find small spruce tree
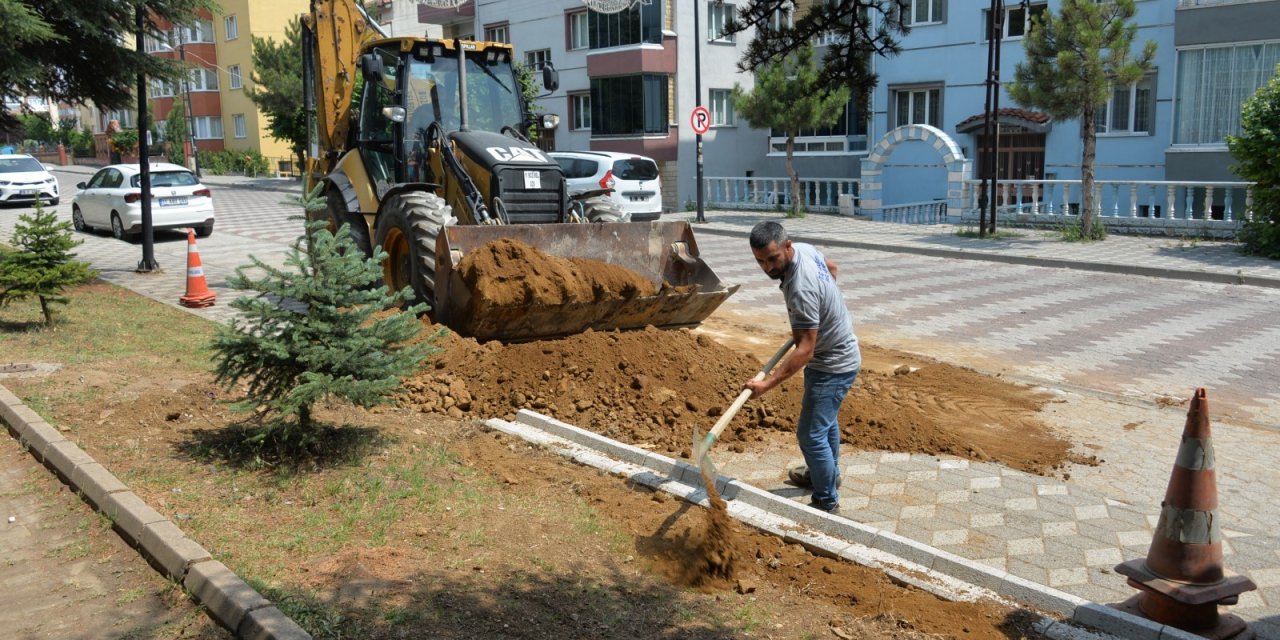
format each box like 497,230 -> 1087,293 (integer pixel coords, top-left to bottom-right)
211,180 -> 438,441
0,202 -> 96,326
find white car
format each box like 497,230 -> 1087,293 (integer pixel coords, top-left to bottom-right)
549,151 -> 663,222
0,154 -> 60,206
72,163 -> 214,239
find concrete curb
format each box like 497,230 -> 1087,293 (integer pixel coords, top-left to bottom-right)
0,383 -> 311,639
489,409 -> 1207,640
695,226 -> 1280,290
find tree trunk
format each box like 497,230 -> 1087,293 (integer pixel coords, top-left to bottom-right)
39,296 -> 52,327
298,404 -> 311,431
1080,106 -> 1097,237
786,130 -> 800,216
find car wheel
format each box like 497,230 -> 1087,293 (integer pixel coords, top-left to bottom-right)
196,222 -> 213,238
111,213 -> 127,240
72,206 -> 89,232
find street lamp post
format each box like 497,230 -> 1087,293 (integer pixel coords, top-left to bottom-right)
980,0 -> 1005,238
135,5 -> 159,272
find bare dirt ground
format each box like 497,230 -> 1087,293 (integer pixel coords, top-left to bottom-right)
0,273 -> 1091,638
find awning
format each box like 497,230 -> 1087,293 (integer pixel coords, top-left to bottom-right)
955,108 -> 1051,134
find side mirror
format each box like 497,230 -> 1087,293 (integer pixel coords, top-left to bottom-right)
359,53 -> 385,83
76,182 -> 86,189
541,62 -> 559,93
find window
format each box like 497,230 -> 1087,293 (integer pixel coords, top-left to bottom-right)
590,75 -> 668,136
708,3 -> 736,43
233,114 -> 246,138
150,79 -> 176,97
224,15 -> 238,41
525,49 -> 550,71
571,93 -> 591,130
986,2 -> 1047,40
709,89 -> 735,126
175,20 -> 213,44
188,67 -> 219,91
229,64 -> 242,90
1097,75 -> 1155,135
192,116 -> 223,139
1174,42 -> 1280,145
143,34 -> 171,53
568,11 -> 589,50
892,86 -> 941,127
906,0 -> 944,25
104,109 -> 134,129
769,99 -> 868,154
589,2 -> 663,49
484,23 -> 509,44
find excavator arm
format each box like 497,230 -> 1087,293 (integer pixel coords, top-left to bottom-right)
302,0 -> 385,183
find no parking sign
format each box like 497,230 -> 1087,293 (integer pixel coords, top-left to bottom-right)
690,106 -> 711,135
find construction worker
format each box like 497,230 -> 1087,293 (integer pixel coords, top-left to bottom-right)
743,221 -> 861,515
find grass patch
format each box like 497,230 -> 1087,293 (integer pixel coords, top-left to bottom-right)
955,227 -> 1026,239
1056,216 -> 1108,241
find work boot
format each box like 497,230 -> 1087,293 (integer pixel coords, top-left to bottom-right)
809,500 -> 840,516
787,465 -> 842,489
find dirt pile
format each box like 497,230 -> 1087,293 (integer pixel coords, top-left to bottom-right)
456,238 -> 658,307
402,326 -> 1079,474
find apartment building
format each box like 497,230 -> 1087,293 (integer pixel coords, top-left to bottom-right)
130,1 -> 308,168
275,0 -> 1280,205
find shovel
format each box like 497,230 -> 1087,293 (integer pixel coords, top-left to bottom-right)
692,338 -> 795,479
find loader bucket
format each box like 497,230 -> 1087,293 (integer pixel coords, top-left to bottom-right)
433,221 -> 739,342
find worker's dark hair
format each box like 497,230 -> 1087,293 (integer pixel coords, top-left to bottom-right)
749,221 -> 788,250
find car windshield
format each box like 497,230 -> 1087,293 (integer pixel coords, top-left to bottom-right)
612,158 -> 659,181
0,157 -> 45,173
130,171 -> 199,188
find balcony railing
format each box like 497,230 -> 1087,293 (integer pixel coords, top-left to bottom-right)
705,176 -> 860,213
965,179 -> 1254,222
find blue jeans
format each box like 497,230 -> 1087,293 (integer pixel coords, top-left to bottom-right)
798,367 -> 858,510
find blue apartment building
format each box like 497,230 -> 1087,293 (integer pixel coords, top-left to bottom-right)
399,0 -> 1279,213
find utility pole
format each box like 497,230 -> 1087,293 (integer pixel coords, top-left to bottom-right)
178,28 -> 201,177
136,4 -> 159,272
694,0 -> 706,224
981,0 -> 1005,238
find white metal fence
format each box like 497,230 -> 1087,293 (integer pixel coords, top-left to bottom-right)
705,176 -> 860,213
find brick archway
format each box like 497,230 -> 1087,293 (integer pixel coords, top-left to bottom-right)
859,124 -> 971,219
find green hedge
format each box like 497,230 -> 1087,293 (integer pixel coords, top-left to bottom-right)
196,149 -> 271,177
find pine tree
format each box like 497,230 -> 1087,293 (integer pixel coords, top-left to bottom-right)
211,180 -> 438,441
0,202 -> 96,326
1007,0 -> 1155,239
1228,64 -> 1280,259
733,45 -> 851,217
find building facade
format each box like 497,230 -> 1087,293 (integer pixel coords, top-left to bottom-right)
319,0 -> 1280,208
137,1 -> 308,170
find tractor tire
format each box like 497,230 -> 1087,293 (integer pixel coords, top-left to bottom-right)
375,191 -> 452,310
325,188 -> 373,257
580,195 -> 626,223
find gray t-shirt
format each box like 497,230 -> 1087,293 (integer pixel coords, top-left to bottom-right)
780,242 -> 861,374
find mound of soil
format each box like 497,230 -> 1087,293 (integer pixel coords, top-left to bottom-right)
456,238 -> 658,307
403,325 -> 1077,475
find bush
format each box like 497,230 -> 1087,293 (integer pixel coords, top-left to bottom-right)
196,149 -> 271,176
1228,63 -> 1280,259
1059,215 -> 1107,241
110,129 -> 139,155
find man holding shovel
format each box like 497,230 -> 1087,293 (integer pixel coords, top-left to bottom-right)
743,221 -> 861,514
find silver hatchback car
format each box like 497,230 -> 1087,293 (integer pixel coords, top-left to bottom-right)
549,151 -> 663,222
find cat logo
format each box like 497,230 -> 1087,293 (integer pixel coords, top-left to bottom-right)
486,147 -> 548,163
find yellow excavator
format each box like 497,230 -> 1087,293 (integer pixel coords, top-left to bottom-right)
300,0 -> 736,341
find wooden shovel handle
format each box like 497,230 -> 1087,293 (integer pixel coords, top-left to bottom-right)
705,338 -> 795,444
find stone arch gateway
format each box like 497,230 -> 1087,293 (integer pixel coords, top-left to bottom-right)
859,124 -> 971,220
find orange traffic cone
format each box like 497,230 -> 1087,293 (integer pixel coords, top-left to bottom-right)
179,228 -> 216,308
1115,388 -> 1255,639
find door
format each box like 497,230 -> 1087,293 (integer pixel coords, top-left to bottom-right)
81,168 -> 114,225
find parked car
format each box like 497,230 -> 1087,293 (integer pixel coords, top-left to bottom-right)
72,163 -> 214,239
549,151 -> 663,222
0,154 -> 59,206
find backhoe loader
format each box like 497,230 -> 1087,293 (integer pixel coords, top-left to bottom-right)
301,0 -> 736,341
